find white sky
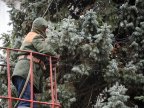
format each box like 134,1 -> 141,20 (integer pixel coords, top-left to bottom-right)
0,0 -> 12,34
0,0 -> 13,54
0,0 -> 12,39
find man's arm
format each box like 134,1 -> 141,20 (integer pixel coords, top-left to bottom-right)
32,35 -> 57,56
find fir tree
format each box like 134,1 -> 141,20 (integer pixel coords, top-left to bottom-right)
1,0 -> 144,107
94,82 -> 130,108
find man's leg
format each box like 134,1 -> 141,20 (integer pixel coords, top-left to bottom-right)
13,76 -> 37,108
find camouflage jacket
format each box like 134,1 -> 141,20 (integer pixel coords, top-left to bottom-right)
12,17 -> 57,93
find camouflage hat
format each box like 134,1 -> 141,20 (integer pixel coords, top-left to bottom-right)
31,17 -> 48,37
32,17 -> 48,30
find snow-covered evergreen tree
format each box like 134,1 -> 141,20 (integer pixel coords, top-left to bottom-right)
72,10 -> 114,76
1,0 -> 144,107
111,0 -> 144,107
58,16 -> 83,56
89,23 -> 113,62
94,82 -> 130,108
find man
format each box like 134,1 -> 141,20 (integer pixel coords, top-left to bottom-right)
12,17 -> 57,108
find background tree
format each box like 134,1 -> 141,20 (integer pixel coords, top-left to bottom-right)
0,0 -> 144,108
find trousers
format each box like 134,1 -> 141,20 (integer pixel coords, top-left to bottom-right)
13,76 -> 37,108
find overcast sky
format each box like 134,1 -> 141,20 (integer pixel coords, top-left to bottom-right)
0,0 -> 12,35
0,0 -> 12,54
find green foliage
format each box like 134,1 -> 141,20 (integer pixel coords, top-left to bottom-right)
1,0 -> 144,108
135,96 -> 144,102
46,10 -> 114,107
94,82 -> 130,108
58,84 -> 76,108
0,33 -> 11,48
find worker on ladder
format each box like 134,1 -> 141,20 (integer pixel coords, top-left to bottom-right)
12,17 -> 58,108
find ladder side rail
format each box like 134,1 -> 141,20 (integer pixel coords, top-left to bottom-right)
30,52 -> 34,108
49,57 -> 55,108
0,47 -> 61,108
6,49 -> 12,108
